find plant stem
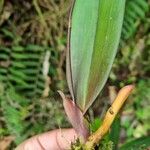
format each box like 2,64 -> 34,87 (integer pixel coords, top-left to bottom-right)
84,85 -> 134,150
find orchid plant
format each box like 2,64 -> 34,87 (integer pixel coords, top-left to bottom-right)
59,0 -> 134,149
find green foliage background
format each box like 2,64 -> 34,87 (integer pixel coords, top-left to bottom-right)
0,0 -> 149,149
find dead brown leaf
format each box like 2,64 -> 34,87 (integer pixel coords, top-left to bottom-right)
0,136 -> 15,150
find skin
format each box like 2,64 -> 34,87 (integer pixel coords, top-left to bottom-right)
15,129 -> 77,150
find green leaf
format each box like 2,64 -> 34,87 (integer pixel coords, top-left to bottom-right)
119,136 -> 150,150
26,44 -> 43,52
90,118 -> 102,133
0,0 -> 4,12
109,117 -> 121,150
1,29 -> 14,39
67,0 -> 126,112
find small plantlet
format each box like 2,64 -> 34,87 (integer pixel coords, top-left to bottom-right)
58,0 -> 150,149
58,0 -> 136,149
59,0 -> 150,150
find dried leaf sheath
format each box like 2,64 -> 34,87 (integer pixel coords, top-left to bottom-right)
58,91 -> 89,141
67,0 -> 126,113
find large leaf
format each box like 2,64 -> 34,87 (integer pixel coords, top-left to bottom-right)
67,0 -> 126,113
119,136 -> 150,150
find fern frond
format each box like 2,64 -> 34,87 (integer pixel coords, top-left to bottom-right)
0,41 -> 46,97
1,87 -> 29,144
8,45 -> 46,97
121,0 -> 149,42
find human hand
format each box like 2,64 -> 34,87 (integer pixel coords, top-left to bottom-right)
15,128 -> 77,150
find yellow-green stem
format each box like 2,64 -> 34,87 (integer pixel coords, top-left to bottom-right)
84,85 -> 134,150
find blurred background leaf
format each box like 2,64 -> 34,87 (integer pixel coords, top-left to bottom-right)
119,136 -> 150,150
0,0 -> 4,13
109,117 -> 121,150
